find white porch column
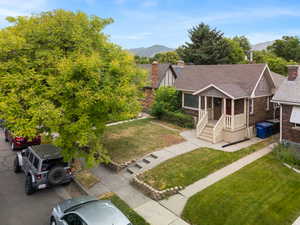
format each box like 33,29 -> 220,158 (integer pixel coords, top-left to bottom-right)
205,96 -> 208,112
231,99 -> 235,130
223,98 -> 226,114
198,95 -> 202,120
211,97 -> 214,120
244,98 -> 247,125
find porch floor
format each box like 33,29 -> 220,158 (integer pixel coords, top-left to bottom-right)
207,120 -> 218,127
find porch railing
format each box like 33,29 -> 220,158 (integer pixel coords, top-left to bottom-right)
213,114 -> 225,143
225,113 -> 246,131
196,111 -> 208,137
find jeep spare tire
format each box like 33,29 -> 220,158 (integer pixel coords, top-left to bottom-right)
48,166 -> 66,185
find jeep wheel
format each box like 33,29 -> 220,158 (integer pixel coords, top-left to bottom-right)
25,175 -> 35,195
50,217 -> 57,225
48,166 -> 67,185
13,157 -> 21,173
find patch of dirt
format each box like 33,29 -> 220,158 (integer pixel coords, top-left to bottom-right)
75,170 -> 100,189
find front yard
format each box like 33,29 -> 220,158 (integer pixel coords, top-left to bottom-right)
182,153 -> 300,225
138,138 -> 274,190
103,119 -> 185,164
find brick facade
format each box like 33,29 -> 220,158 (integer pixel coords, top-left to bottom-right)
249,96 -> 274,126
282,105 -> 300,144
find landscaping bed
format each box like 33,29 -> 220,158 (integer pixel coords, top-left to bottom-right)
138,138 -> 274,190
100,193 -> 150,225
103,118 -> 184,164
182,154 -> 300,225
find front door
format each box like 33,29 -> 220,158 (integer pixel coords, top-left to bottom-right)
213,98 -> 223,120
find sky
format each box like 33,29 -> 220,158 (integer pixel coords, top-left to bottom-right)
0,0 -> 300,49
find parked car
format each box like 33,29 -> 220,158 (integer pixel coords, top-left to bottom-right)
14,144 -> 73,195
4,128 -> 41,150
50,196 -> 132,225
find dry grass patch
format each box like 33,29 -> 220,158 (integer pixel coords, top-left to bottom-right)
75,170 -> 100,189
103,119 -> 184,164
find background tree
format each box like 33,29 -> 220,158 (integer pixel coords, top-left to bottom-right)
268,36 -> 300,62
153,51 -> 180,64
225,38 -> 247,64
177,23 -> 232,65
134,55 -> 151,64
232,35 -> 251,54
253,50 -> 296,75
0,10 -> 146,166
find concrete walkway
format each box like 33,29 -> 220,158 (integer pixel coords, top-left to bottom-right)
87,165 -> 190,225
159,144 -> 275,216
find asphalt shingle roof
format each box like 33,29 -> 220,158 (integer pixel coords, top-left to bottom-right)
273,75 -> 300,105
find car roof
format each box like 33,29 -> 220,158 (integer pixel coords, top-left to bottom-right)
74,200 -> 131,225
30,144 -> 62,160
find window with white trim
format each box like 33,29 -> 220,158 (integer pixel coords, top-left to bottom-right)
249,99 -> 254,114
290,106 -> 300,129
266,96 -> 270,111
183,93 -> 199,109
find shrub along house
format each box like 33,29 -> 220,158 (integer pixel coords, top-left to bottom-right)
138,62 -> 178,110
174,64 -> 284,143
272,65 -> 300,147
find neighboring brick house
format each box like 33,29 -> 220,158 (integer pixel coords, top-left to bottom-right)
138,62 -> 177,110
272,65 -> 300,147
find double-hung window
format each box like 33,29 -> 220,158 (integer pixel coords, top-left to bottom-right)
290,106 -> 300,129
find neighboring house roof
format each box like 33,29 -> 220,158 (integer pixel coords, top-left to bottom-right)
138,63 -> 171,88
174,64 -> 281,99
271,71 -> 286,88
272,76 -> 300,105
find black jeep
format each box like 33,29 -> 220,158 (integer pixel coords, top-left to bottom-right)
14,144 -> 73,195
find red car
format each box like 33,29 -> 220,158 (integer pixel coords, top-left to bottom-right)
4,128 -> 41,150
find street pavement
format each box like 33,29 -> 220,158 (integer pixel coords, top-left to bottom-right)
0,129 -> 83,225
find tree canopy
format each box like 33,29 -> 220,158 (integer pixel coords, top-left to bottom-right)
153,51 -> 180,64
177,23 -> 232,65
268,36 -> 300,62
232,36 -> 251,53
253,50 -> 296,75
0,10 -> 146,166
225,38 -> 247,64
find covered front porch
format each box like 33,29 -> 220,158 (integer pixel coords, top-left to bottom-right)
197,96 -> 248,143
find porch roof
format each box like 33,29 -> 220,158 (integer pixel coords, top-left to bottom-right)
193,83 -> 248,99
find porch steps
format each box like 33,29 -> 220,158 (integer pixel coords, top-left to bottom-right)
199,126 -> 214,142
125,154 -> 158,175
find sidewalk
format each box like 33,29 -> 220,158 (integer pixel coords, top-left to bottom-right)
159,144 -> 275,216
82,165 -> 190,225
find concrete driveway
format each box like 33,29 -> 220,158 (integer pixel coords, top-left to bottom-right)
0,130 -> 83,225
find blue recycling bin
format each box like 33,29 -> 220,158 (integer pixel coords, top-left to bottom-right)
256,122 -> 273,139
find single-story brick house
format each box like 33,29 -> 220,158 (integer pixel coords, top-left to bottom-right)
272,65 -> 300,147
139,62 -> 284,144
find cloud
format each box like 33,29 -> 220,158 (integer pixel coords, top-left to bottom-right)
113,32 -> 152,41
141,0 -> 157,8
0,0 -> 47,26
247,31 -> 300,44
114,0 -> 126,5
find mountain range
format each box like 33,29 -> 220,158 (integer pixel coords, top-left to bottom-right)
127,45 -> 174,57
128,41 -> 275,57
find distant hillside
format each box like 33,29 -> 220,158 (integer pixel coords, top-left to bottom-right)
251,41 -> 275,51
128,45 -> 174,57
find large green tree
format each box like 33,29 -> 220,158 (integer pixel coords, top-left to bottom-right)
177,23 -> 232,65
232,35 -> 251,54
253,50 -> 296,75
225,38 -> 247,64
268,36 -> 300,62
153,51 -> 180,64
0,10 -> 146,166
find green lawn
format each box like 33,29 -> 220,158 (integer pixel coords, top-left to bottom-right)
101,194 -> 150,225
103,119 -> 184,164
138,138 -> 274,190
182,153 -> 300,225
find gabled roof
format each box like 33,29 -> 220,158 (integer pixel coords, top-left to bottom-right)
272,76 -> 300,105
174,64 -> 278,98
138,63 -> 171,88
270,71 -> 286,88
